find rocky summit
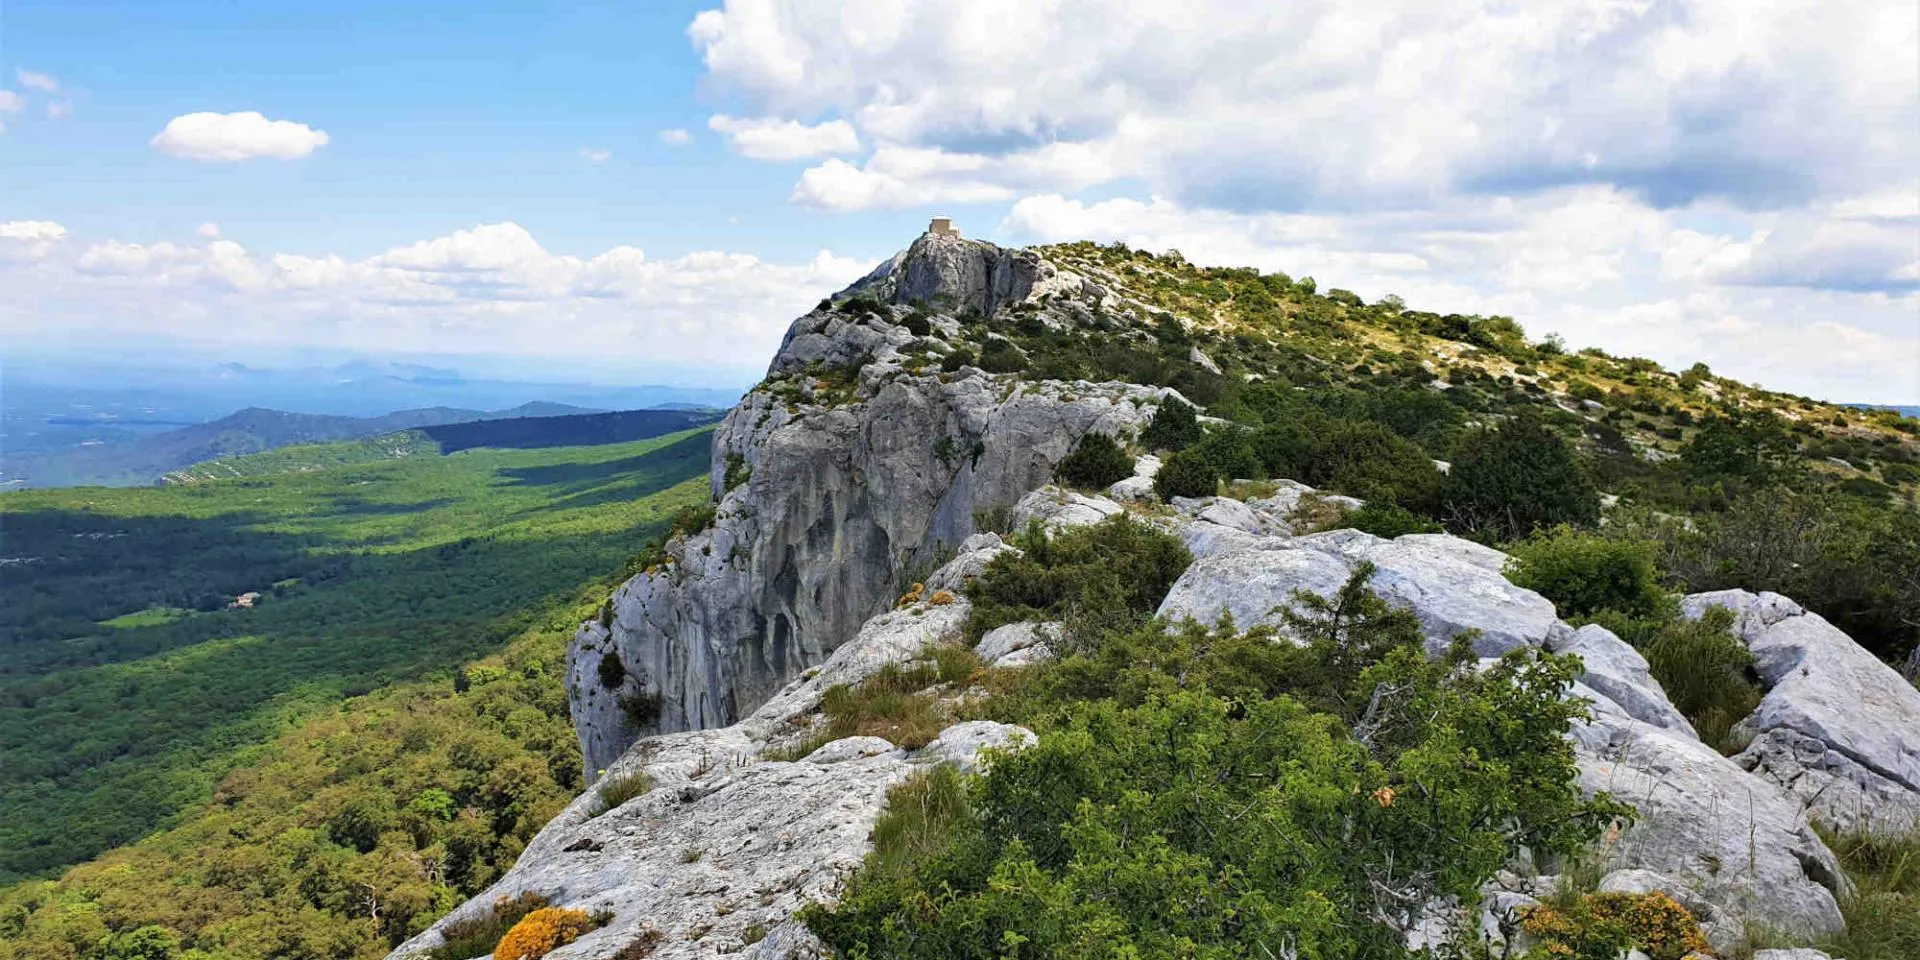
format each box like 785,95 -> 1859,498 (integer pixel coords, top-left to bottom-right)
393,228 -> 1920,960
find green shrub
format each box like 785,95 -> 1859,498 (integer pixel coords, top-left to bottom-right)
1187,426 -> 1262,481
1643,608 -> 1761,752
596,651 -> 626,690
1444,415 -> 1599,539
1506,527 -> 1671,622
978,338 -> 1028,374
1341,501 -> 1443,539
1139,396 -> 1203,452
617,690 -> 662,727
901,309 -> 934,337
594,769 -> 653,815
940,348 -> 977,372
807,566 -> 1625,959
1153,447 -> 1219,501
966,516 -> 1192,652
1054,432 -> 1134,490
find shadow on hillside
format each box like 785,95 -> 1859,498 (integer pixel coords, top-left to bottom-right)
0,476 -> 700,881
497,431 -> 713,510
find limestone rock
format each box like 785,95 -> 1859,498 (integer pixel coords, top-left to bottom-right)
915,721 -> 1037,774
1568,685 -> 1845,949
1684,589 -> 1920,834
975,621 -> 1057,662
1161,532 -> 1559,656
1010,486 -> 1124,533
571,331 -> 1157,775
1548,623 -> 1696,736
1751,950 -> 1835,960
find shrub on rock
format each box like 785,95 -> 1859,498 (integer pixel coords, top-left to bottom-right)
1055,432 -> 1134,490
1140,396 -> 1203,452
1154,447 -> 1219,501
493,907 -> 597,960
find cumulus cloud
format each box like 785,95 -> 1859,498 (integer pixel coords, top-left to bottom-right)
580,147 -> 613,163
15,69 -> 57,93
0,220 -> 69,261
1,222 -> 874,381
0,90 -> 22,113
150,111 -> 331,161
708,114 -> 860,160
659,128 -> 693,146
690,0 -> 1916,215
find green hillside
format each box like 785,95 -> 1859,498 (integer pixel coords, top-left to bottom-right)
158,430 -> 441,483
0,427 -> 714,884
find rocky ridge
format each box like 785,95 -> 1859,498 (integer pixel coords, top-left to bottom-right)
397,229 -> 1918,959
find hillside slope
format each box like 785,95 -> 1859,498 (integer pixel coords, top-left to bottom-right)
0,427 -> 714,885
398,228 -> 1917,960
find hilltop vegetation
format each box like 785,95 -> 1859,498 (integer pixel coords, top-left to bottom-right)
849,240 -> 1920,664
0,428 -> 714,883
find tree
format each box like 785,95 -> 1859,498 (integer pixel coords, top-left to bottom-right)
1153,447 -> 1219,501
1444,416 -> 1599,540
1139,396 -> 1203,452
1054,432 -> 1134,490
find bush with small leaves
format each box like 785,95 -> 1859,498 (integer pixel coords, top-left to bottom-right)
1520,892 -> 1711,960
596,651 -> 626,690
493,907 -> 599,960
1341,501 -> 1443,539
1054,432 -> 1134,490
1153,447 -> 1220,501
1505,527 -> 1671,623
1139,396 -> 1203,452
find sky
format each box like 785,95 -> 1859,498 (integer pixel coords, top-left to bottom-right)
1,0 -> 1916,400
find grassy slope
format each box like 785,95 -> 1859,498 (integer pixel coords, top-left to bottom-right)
0,428 -> 714,883
159,430 -> 441,483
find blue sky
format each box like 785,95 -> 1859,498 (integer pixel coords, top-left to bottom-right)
2,1 -> 1916,400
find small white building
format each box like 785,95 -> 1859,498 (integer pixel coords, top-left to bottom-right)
928,216 -> 960,237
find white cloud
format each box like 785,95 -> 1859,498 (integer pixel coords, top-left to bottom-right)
1,222 -> 874,381
150,111 -> 331,162
0,90 -> 22,113
707,114 -> 860,160
47,100 -> 72,121
197,223 -> 222,240
0,220 -> 69,261
16,69 -> 57,92
689,1 -> 1917,215
580,147 -> 613,163
659,128 -> 693,146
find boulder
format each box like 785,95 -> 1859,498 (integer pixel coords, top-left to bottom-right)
1156,545 -> 1356,633
1010,487 -> 1124,533
975,621 -> 1057,662
1683,589 -> 1920,834
1567,685 -> 1846,950
1548,623 -> 1696,736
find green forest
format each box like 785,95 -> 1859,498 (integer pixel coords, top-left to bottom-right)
0,427 -> 713,890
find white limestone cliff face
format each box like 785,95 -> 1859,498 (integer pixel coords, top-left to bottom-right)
404,231 -> 1920,960
567,233 -> 1165,778
396,540 -> 1033,960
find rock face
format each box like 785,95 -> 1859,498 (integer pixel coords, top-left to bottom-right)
398,543 -> 1035,960
1682,589 -> 1920,835
1156,529 -> 1558,656
1568,685 -> 1846,949
568,235 -> 1162,776
412,232 -> 1915,960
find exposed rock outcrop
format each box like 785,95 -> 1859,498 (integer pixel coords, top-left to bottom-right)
407,232 -> 1917,960
1683,589 -> 1920,835
398,542 -> 1033,960
568,236 -> 1163,777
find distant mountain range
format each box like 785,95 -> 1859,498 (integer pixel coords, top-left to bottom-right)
1,402 -> 719,488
